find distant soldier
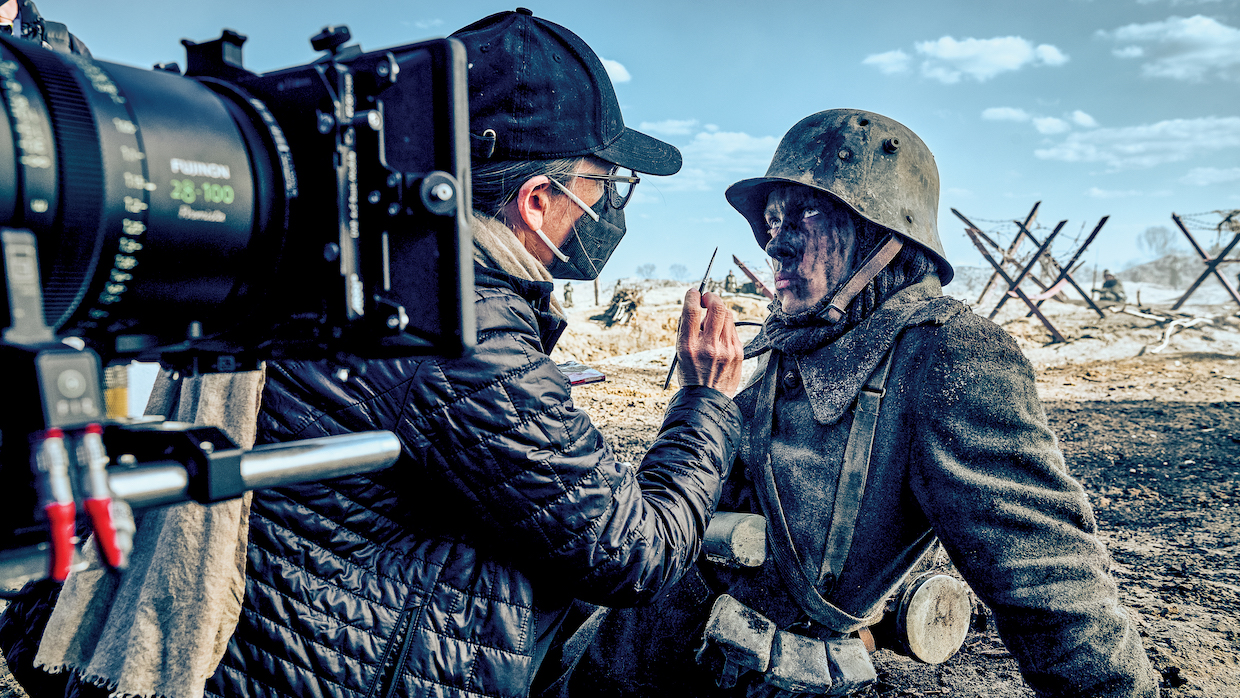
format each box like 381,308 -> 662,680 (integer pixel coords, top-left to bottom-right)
563,281 -> 574,307
1095,269 -> 1126,302
724,270 -> 738,293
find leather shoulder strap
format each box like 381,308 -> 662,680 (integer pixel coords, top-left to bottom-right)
749,353 -> 885,634
818,348 -> 895,586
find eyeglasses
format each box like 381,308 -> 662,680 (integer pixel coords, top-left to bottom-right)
574,168 -> 640,210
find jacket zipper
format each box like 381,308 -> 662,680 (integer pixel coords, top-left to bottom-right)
368,589 -> 423,698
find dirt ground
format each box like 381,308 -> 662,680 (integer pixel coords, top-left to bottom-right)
1,279 -> 1237,697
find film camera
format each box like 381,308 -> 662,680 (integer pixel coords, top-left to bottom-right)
0,22 -> 473,582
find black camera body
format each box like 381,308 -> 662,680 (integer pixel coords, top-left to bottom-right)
0,25 -> 473,579
1,25 -> 473,365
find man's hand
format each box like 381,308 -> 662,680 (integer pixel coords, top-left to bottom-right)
676,289 -> 743,398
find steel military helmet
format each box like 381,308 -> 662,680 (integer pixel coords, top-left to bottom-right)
726,109 -> 953,284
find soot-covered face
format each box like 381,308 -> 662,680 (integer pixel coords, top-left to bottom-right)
763,185 -> 857,314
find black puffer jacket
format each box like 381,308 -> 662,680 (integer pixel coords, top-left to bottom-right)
206,265 -> 742,698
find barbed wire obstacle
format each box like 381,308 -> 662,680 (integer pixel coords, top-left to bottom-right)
953,205 -> 1107,320
1171,210 -> 1240,311
956,211 -> 1067,343
988,220 -> 1067,320
1017,215 -> 1109,321
974,202 -> 1042,304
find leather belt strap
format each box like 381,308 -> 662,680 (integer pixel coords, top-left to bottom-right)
825,236 -> 904,324
818,350 -> 895,586
748,352 -> 892,634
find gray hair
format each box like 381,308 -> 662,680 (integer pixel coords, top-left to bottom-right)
470,157 -> 585,218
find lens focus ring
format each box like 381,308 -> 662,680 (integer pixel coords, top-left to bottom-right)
20,47 -> 105,326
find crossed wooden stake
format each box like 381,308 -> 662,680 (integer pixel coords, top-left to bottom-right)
1170,212 -> 1240,311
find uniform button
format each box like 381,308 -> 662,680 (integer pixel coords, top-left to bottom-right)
782,370 -> 801,389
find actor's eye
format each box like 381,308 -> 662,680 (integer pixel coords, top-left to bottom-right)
802,208 -> 821,220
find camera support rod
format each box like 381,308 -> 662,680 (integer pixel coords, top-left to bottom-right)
108,430 -> 401,509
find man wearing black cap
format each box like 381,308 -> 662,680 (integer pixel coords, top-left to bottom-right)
199,9 -> 745,698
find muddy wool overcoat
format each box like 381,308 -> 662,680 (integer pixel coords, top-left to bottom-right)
571,277 -> 1156,698
205,265 -> 742,698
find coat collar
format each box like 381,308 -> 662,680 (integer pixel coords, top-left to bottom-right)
747,276 -> 965,425
474,264 -> 568,352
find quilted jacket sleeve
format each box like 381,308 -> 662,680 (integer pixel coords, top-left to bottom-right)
396,285 -> 743,607
908,313 -> 1156,698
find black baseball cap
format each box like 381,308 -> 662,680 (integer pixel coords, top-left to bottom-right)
451,8 -> 682,176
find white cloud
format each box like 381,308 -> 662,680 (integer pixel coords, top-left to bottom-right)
982,107 -> 1031,122
884,35 -> 1071,83
659,129 -> 780,192
1100,15 -> 1240,81
1071,110 -> 1099,127
1034,116 -> 1240,170
1086,187 -> 1143,198
600,58 -> 631,83
983,107 -> 1098,133
1180,166 -> 1240,185
414,19 -> 444,30
1034,44 -> 1070,66
1138,0 -> 1223,5
638,119 -> 699,137
1033,116 -> 1071,134
862,50 -> 911,74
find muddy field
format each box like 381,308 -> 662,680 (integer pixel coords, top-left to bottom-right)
572,355 -> 1240,698
1,278 -> 1237,697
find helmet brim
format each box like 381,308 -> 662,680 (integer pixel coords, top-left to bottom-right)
726,175 -> 955,286
726,176 -> 863,248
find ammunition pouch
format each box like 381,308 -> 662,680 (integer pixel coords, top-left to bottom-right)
698,595 -> 876,697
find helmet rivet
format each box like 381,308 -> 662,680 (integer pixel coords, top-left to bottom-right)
884,138 -> 900,153
859,118 -> 869,126
838,149 -> 851,160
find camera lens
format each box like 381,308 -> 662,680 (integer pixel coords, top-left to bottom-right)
0,34 -> 285,347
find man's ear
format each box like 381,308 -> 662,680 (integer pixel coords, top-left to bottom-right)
511,175 -> 554,233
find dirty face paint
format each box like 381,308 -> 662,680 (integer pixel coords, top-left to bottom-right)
763,185 -> 857,314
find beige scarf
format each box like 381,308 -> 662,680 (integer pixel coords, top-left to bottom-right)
35,369 -> 264,698
471,214 -> 565,318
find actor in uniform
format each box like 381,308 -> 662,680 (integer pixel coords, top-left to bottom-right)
566,110 -> 1156,698
1096,270 -> 1127,303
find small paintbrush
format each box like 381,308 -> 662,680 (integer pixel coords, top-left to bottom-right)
663,247 -> 718,390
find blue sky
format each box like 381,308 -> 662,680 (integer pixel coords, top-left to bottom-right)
47,0 -> 1240,290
